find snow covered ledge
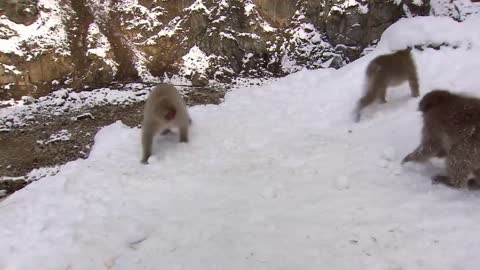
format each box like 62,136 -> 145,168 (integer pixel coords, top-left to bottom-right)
377,14 -> 480,52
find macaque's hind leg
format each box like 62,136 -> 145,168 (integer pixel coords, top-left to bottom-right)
141,133 -> 153,164
179,125 -> 189,143
468,169 -> 480,190
377,84 -> 388,104
141,122 -> 156,164
408,70 -> 420,98
445,142 -> 477,188
467,178 -> 480,190
355,89 -> 378,122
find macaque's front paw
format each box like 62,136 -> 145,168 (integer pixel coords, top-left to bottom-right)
401,154 -> 413,164
431,175 -> 450,185
467,179 -> 480,190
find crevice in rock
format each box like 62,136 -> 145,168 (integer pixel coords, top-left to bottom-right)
65,0 -> 94,88
100,0 -> 139,81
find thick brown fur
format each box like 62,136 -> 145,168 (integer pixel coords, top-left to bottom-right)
355,48 -> 420,122
141,84 -> 191,164
402,90 -> 480,189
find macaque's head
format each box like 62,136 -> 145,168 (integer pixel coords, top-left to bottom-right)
418,90 -> 452,113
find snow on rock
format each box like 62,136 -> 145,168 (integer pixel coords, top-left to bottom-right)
281,15 -> 337,73
376,15 -> 480,51
40,129 -> 72,144
185,0 -> 211,15
86,23 -> 118,74
430,0 -> 480,21
412,0 -> 423,6
336,0 -> 369,13
24,166 -> 62,182
1,63 -> 22,75
131,48 -> 158,82
114,0 -> 164,33
219,0 -> 229,8
3,14 -> 480,270
0,0 -> 69,57
260,20 -> 276,32
86,23 -> 109,58
144,16 -> 183,42
180,45 -> 211,78
244,2 -> 256,16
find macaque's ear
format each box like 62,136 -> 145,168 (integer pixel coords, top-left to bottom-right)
164,108 -> 176,121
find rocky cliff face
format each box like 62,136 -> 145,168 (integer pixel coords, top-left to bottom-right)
0,0 -> 433,99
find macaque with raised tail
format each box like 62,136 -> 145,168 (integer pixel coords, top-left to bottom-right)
402,90 -> 480,189
355,48 -> 420,122
141,84 -> 191,164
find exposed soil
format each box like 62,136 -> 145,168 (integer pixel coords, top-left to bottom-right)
0,86 -> 225,197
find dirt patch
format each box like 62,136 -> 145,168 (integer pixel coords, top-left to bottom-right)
0,86 -> 225,197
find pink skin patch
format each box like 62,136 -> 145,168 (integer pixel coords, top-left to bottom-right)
165,110 -> 176,121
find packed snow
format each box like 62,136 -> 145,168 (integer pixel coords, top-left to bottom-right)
2,14 -> 480,270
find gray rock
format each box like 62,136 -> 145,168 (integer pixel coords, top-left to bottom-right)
21,95 -> 35,105
191,72 -> 209,87
0,0 -> 432,95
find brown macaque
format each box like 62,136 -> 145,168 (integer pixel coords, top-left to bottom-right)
141,83 -> 191,164
355,48 -> 420,122
402,90 -> 480,189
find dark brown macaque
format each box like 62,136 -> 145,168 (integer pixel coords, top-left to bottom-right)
355,48 -> 420,122
141,84 -> 191,164
402,90 -> 480,189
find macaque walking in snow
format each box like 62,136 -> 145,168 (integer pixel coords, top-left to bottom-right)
355,48 -> 420,122
141,84 -> 191,164
402,90 -> 480,189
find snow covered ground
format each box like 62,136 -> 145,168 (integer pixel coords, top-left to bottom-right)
2,15 -> 480,269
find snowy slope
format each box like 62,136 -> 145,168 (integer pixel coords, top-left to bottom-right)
2,15 -> 480,270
